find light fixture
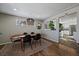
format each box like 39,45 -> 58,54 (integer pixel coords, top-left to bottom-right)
13,8 -> 17,11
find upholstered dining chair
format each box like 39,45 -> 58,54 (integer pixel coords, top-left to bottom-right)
31,32 -> 35,40
23,34 -> 33,50
33,33 -> 42,47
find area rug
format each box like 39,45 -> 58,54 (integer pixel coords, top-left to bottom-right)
0,39 -> 52,56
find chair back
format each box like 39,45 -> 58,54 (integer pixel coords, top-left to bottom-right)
35,33 -> 41,40
31,32 -> 35,34
23,32 -> 27,35
23,35 -> 31,42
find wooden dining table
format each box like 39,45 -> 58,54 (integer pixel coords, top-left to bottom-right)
10,33 -> 36,50
10,35 -> 25,50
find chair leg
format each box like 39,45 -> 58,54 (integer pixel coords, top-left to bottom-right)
21,42 -> 25,51
31,45 -> 33,50
39,39 -> 41,46
29,42 -> 33,50
34,40 -> 36,48
12,42 -> 15,48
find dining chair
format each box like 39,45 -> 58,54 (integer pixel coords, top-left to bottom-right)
33,33 -> 42,47
31,32 -> 35,40
23,32 -> 28,35
31,32 -> 35,34
23,34 -> 33,50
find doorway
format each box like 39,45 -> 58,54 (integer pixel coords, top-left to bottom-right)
59,13 -> 77,47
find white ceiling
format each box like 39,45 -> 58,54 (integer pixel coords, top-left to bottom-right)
0,3 -> 79,20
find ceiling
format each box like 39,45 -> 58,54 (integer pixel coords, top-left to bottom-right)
0,3 -> 79,20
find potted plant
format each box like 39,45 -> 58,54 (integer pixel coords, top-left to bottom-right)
48,21 -> 55,30
59,23 -> 63,32
37,26 -> 41,29
37,23 -> 42,29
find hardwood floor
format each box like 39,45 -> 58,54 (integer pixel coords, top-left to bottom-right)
0,39 -> 79,56
41,43 -> 59,56
0,45 -> 4,50
32,44 -> 79,56
32,39 -> 79,56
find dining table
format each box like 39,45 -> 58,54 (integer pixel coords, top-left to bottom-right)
10,33 -> 36,50
10,34 -> 25,50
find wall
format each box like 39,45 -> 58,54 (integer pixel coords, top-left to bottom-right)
42,6 -> 79,43
0,13 -> 43,44
60,14 -> 77,36
42,19 -> 59,43
60,14 -> 77,29
73,13 -> 79,43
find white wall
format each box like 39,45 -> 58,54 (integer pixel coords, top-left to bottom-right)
73,13 -> 79,43
0,13 -> 43,43
60,14 -> 77,36
42,19 -> 59,43
42,6 -> 79,43
60,14 -> 77,29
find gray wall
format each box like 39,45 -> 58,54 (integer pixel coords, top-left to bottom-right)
0,13 -> 43,44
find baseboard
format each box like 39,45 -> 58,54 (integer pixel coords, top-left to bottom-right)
0,38 -> 59,45
42,37 -> 59,44
0,42 -> 12,45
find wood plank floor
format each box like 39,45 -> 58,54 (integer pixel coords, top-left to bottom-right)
32,44 -> 79,56
0,45 -> 4,50
32,39 -> 79,56
0,39 -> 79,56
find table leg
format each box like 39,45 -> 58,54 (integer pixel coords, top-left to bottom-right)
21,38 -> 24,51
